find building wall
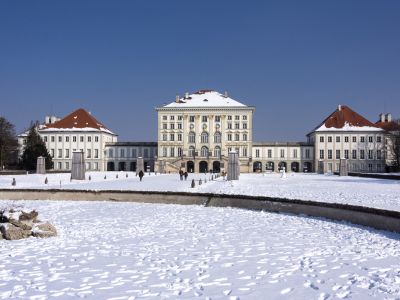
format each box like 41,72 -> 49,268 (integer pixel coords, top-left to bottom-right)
309,131 -> 386,173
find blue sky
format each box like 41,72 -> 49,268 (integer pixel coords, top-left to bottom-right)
1,0 -> 399,141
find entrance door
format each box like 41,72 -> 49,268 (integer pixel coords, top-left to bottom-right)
199,161 -> 208,173
187,161 -> 195,173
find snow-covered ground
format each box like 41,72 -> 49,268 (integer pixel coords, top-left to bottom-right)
0,200 -> 399,299
1,172 -> 399,212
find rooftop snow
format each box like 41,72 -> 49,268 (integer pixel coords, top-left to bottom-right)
163,90 -> 247,108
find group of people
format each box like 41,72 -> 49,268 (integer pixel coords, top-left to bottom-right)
179,170 -> 189,181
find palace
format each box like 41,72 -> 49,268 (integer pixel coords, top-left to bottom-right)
17,89 -> 397,173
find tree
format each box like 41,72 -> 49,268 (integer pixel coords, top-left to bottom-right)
0,117 -> 18,169
21,124 -> 53,171
387,125 -> 400,172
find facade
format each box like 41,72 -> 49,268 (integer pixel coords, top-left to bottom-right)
376,113 -> 400,170
104,142 -> 157,172
307,105 -> 386,173
252,142 -> 314,173
155,90 -> 255,173
18,109 -> 118,171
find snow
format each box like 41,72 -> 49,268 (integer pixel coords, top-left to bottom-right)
315,122 -> 383,132
0,200 -> 399,299
163,91 -> 247,108
1,172 -> 399,212
40,126 -> 115,135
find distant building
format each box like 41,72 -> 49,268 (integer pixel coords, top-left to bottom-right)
155,90 -> 255,173
376,113 -> 400,170
307,105 -> 386,173
18,108 -> 117,171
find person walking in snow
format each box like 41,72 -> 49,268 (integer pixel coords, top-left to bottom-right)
138,170 -> 144,181
179,170 -> 184,181
184,171 -> 188,181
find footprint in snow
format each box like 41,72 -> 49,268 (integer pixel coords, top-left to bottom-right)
280,287 -> 294,295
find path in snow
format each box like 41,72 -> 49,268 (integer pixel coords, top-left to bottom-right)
0,200 -> 399,299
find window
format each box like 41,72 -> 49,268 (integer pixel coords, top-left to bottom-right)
163,134 -> 167,141
94,149 -> 98,158
243,123 -> 247,129
320,149 -> 324,159
243,133 -> 247,141
65,149 -> 70,158
202,116 -> 208,122
360,136 -> 365,143
377,150 -> 382,159
360,150 -> 365,159
120,149 -> 125,158
268,149 -> 272,158
58,149 -> 62,158
227,134 -> 232,141
87,149 -> 92,158
66,136 -> 70,142
189,146 -> 195,157
170,147 -> 175,157
177,134 -> 182,141
227,123 -> 232,129
109,149 -> 114,158
201,146 -> 209,157
344,136 -> 349,143
352,136 -> 357,143
188,132 -> 195,143
305,149 -> 310,159
215,116 -> 221,122
163,116 -> 167,120
336,150 -> 340,159
336,136 -> 340,143
243,115 -> 247,120
177,147 -> 183,157
169,116 -> 174,120
368,136 -> 373,143
73,136 -> 77,142
235,133 -> 239,141
368,150 -> 373,159
189,116 -> 195,122
170,133 -> 174,141
328,136 -> 332,143
214,132 -> 221,143
177,123 -> 182,129
44,136 -> 48,142
235,123 -> 240,129
352,150 -> 357,159
214,146 -> 221,158
132,149 -> 137,158
162,147 -> 167,157
293,149 -> 298,158
255,149 -> 260,158
320,136 -> 324,143
235,115 -> 240,120
344,150 -> 349,159
80,136 -> 84,142
328,150 -> 332,159
95,136 -> 99,142
178,116 -> 183,121
280,149 -> 285,158
51,149 -> 54,157
58,162 -> 62,170
201,132 -> 209,143
242,147 -> 247,157
377,136 -> 382,143
65,162 -> 70,170
58,136 -> 62,142
170,124 -> 175,129
227,116 -> 232,120
51,136 -> 55,142
163,123 -> 167,129
88,136 -> 91,142
93,162 -> 98,170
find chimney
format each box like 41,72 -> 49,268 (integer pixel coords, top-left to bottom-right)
175,95 -> 180,103
45,116 -> 50,124
224,91 -> 228,97
338,104 -> 342,111
379,113 -> 385,122
386,113 -> 392,122
185,92 -> 189,99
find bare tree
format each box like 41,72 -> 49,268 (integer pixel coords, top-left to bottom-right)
0,117 -> 18,169
386,121 -> 400,171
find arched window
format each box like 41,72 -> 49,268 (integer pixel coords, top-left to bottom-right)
188,132 -> 195,143
189,146 -> 195,157
201,132 -> 209,143
201,146 -> 209,157
214,132 -> 221,143
214,146 -> 221,158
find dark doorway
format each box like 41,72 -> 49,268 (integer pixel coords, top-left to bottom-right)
107,162 -> 115,171
253,161 -> 262,172
187,161 -> 195,173
291,162 -> 299,172
266,161 -> 274,172
278,161 -> 287,171
130,162 -> 136,172
118,162 -> 126,171
303,162 -> 312,172
212,161 -> 221,173
199,161 -> 208,173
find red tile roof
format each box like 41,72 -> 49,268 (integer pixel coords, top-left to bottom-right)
314,105 -> 380,130
44,108 -> 115,134
376,120 -> 400,132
